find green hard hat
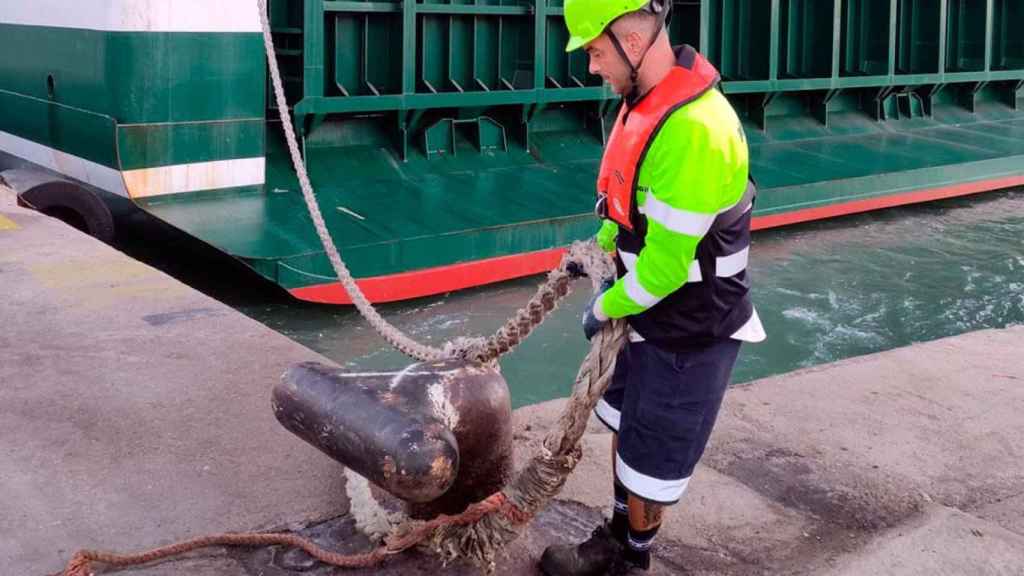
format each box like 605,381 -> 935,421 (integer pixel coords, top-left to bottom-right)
564,0 -> 650,52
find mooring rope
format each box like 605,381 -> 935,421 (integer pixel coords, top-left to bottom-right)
51,2 -> 625,574
256,0 -> 608,364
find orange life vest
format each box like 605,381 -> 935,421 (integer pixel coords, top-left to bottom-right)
596,49 -> 720,231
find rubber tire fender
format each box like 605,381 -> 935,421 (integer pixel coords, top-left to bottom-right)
17,180 -> 116,244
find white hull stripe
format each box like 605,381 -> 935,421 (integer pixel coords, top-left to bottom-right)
124,157 -> 265,198
0,130 -> 265,199
615,453 -> 691,503
716,247 -> 749,277
642,195 -> 716,237
595,398 -> 621,432
0,130 -> 128,197
2,1 -> 261,33
624,271 -> 662,308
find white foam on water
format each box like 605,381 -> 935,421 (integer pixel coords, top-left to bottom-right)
830,324 -> 885,343
827,290 -> 839,310
782,307 -> 832,329
857,304 -> 887,324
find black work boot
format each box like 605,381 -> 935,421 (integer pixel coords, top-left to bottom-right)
540,522 -> 624,576
609,557 -> 650,575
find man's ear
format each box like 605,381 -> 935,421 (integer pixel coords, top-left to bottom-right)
624,30 -> 646,57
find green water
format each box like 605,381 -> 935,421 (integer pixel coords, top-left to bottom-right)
119,190 -> 1024,408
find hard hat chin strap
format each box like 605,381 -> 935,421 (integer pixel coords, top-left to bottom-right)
605,0 -> 671,106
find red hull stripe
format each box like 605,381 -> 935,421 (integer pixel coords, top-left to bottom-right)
289,247 -> 567,304
290,177 -> 1023,304
750,176 -> 1024,230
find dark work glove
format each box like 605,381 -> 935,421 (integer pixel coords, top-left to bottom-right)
582,279 -> 614,341
566,260 -> 588,279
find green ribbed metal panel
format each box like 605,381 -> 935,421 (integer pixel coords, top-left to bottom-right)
706,0 -> 772,80
946,0 -> 986,72
896,0 -> 941,75
992,0 -> 1024,71
215,0 -> 1024,291
779,0 -> 834,78
841,0 -> 890,77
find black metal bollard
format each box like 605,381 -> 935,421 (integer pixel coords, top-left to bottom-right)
273,359 -> 513,515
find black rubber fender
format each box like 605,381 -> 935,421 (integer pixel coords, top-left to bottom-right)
6,171 -> 115,243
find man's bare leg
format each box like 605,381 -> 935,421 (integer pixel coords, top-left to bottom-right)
628,496 -> 664,530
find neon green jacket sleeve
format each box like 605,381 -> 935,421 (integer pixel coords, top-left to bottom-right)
596,220 -> 618,252
598,90 -> 749,319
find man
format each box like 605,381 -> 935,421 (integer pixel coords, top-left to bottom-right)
542,1 -> 765,574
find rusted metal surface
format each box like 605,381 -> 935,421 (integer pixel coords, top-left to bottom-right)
397,359 -> 513,518
273,360 -> 513,514
273,361 -> 459,503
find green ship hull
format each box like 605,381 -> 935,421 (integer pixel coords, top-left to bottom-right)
2,1 -> 1023,303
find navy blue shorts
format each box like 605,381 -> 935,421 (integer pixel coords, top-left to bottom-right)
594,337 -> 742,504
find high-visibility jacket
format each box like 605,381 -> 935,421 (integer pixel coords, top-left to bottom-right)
595,45 -> 764,347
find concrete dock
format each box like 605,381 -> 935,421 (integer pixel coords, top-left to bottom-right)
3,186 -> 1023,576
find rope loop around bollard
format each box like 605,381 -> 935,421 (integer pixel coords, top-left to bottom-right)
56,319 -> 627,576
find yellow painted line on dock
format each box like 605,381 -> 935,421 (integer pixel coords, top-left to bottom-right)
0,214 -> 18,230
